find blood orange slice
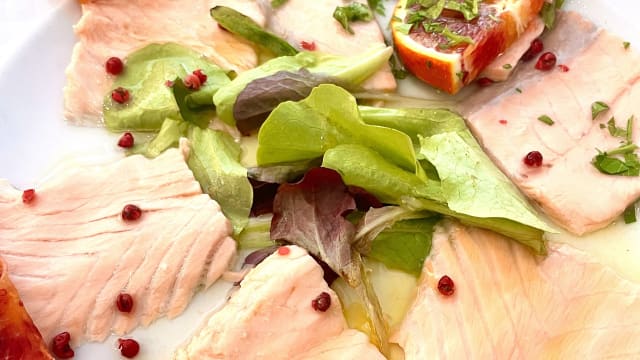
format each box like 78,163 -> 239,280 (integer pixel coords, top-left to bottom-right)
391,0 -> 544,94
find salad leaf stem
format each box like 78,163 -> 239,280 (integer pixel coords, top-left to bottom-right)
210,6 -> 298,57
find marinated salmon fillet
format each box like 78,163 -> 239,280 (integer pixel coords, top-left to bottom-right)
392,220 -> 640,359
0,257 -> 54,360
462,12 -> 640,234
260,0 -> 397,92
174,245 -> 384,360
0,149 -> 236,344
478,17 -> 545,82
64,0 -> 265,125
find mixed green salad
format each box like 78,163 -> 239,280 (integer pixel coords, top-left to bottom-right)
102,6 -> 554,354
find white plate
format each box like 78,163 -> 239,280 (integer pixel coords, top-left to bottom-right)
0,0 -> 639,359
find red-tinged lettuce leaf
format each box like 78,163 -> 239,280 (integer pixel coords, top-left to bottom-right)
271,167 -> 359,283
234,69 -> 334,134
271,167 -> 390,355
249,179 -> 280,217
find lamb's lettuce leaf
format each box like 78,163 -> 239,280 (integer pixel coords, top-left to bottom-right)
186,127 -> 252,234
214,46 -> 393,126
104,43 -> 229,131
257,85 -> 416,172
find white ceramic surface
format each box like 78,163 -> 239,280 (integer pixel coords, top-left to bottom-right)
0,0 -> 639,359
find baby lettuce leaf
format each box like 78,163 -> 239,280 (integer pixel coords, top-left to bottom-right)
129,118 -> 189,158
367,217 -> 439,276
323,144 -> 547,254
172,78 -> 216,129
271,167 -> 389,354
419,131 -> 555,233
402,197 -> 547,254
104,43 -> 229,131
213,46 -> 393,126
186,127 -> 252,234
210,6 -> 298,57
234,69 -> 333,134
257,84 -> 416,172
322,144 -> 444,204
271,167 -> 358,282
359,106 -> 467,147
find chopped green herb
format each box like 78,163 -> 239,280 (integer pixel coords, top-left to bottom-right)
537,115 -> 554,126
442,0 -> 480,21
592,144 -> 640,176
515,88 -> 522,93
395,22 -> 413,35
623,202 -> 638,224
405,0 -> 480,23
271,0 -> 288,7
623,41 -> 631,50
456,71 -> 464,80
599,123 -> 606,129
333,3 -> 373,34
502,63 -> 513,70
423,22 -> 474,49
607,117 -> 628,139
591,101 -> 610,120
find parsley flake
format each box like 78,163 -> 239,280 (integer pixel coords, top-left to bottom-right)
333,3 -> 373,34
515,87 -> 522,93
502,63 -> 513,70
591,101 -> 610,120
537,115 -> 554,126
623,41 -> 631,50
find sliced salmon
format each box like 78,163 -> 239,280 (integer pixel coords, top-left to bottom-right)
478,17 -> 545,82
0,256 -> 54,360
64,0 -> 265,125
260,0 -> 396,92
392,220 -> 640,359
461,12 -> 640,234
0,148 -> 236,344
174,245 -> 384,360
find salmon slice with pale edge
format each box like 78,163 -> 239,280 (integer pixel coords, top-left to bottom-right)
479,17 -> 544,82
461,12 -> 640,234
0,148 -> 236,344
64,0 -> 265,125
392,220 -> 640,359
174,245 -> 384,360
260,0 -> 397,92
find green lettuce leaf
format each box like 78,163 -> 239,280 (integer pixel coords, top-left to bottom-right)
128,118 -> 189,158
257,85 -> 416,172
104,43 -> 230,131
186,127 -> 253,234
322,144 -> 443,204
419,131 -> 555,233
213,46 -> 393,126
367,217 -> 439,276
